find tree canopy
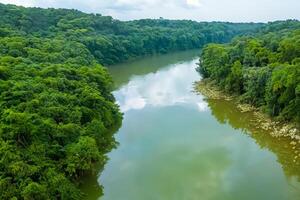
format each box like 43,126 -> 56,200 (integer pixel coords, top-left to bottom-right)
0,2 -> 292,199
198,20 -> 300,123
0,3 -> 263,66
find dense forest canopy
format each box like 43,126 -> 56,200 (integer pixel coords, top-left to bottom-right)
0,2 -> 297,200
198,20 -> 300,123
0,10 -> 124,200
0,3 -> 263,65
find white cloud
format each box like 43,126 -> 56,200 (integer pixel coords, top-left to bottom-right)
0,0 -> 34,7
0,0 -> 299,22
186,0 -> 202,7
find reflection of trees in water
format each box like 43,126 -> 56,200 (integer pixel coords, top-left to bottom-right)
206,99 -> 300,182
109,50 -> 200,88
79,163 -> 103,200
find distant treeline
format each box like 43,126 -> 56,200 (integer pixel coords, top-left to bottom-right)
0,3 -> 263,65
198,20 -> 300,123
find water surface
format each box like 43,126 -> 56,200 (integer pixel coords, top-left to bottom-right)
84,50 -> 300,200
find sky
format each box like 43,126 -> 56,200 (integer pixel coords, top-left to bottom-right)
0,0 -> 299,22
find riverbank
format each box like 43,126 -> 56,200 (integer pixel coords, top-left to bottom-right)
195,79 -> 300,147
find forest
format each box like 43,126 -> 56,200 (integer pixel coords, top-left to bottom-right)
0,3 -> 266,199
0,3 -> 263,65
1,2 -> 300,199
198,20 -> 300,123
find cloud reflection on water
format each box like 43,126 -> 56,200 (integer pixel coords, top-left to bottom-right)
114,60 -> 208,112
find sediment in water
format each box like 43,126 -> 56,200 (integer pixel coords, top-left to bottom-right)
194,79 -> 300,145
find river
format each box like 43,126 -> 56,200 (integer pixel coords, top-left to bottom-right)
82,50 -> 300,200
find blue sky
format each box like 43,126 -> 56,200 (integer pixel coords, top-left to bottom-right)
0,0 -> 299,22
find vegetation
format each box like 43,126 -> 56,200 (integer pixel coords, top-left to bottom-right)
0,4 -> 124,200
0,35 -> 123,199
0,3 -> 265,199
198,20 -> 300,123
0,3 -> 262,66
0,4 -> 290,199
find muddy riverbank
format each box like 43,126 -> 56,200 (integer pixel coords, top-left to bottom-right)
195,80 -> 300,151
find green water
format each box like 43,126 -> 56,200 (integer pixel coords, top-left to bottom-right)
83,50 -> 300,200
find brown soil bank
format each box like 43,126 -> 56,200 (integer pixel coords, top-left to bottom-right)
195,80 -> 300,147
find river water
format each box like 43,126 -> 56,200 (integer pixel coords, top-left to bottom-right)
83,50 -> 300,200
